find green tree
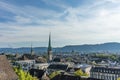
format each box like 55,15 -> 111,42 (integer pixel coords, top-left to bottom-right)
82,73 -> 89,76
13,67 -> 38,80
74,69 -> 83,76
74,69 -> 89,77
49,71 -> 60,79
66,57 -> 72,62
117,77 -> 120,80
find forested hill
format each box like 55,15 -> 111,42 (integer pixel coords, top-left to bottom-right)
61,42 -> 120,53
0,42 -> 120,54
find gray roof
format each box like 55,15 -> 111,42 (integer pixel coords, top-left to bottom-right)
0,55 -> 18,80
48,64 -> 68,70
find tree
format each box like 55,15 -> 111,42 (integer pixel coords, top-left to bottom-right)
13,67 -> 38,80
49,71 -> 60,79
66,57 -> 72,62
117,77 -> 120,80
82,72 -> 89,76
74,69 -> 89,77
74,69 -> 83,76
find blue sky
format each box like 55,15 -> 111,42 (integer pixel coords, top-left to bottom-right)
0,0 -> 120,48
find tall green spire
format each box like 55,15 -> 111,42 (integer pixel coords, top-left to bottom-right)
47,33 -> 52,62
48,33 -> 52,51
31,43 -> 32,54
31,43 -> 34,55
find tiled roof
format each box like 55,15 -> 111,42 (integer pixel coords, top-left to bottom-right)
48,64 -> 68,70
19,54 -> 37,60
0,55 -> 18,80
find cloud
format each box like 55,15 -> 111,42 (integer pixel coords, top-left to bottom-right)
14,16 -> 31,24
0,1 -> 63,24
0,0 -> 120,47
42,0 -> 68,9
104,0 -> 120,3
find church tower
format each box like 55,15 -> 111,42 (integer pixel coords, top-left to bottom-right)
31,44 -> 34,55
48,33 -> 52,62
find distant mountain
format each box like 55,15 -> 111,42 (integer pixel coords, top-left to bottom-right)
1,42 -> 120,54
60,42 -> 120,53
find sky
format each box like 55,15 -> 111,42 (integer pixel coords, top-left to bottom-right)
0,0 -> 120,48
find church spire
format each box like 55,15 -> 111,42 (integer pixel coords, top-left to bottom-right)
48,33 -> 52,51
31,43 -> 34,55
48,33 -> 52,62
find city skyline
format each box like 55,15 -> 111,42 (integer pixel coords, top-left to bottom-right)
0,0 -> 120,48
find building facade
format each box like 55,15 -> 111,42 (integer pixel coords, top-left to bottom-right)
90,66 -> 120,80
34,63 -> 49,70
15,60 -> 35,71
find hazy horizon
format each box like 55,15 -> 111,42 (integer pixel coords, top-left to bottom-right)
1,0 -> 120,47
0,41 -> 119,48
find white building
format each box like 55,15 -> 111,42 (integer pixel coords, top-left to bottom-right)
34,63 -> 49,70
16,60 -> 35,71
90,66 -> 120,80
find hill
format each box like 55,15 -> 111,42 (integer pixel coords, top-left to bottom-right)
0,42 -> 120,54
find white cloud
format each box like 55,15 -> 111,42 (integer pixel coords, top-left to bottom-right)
105,0 -> 120,3
15,16 -> 31,24
42,0 -> 68,9
1,0 -> 120,47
